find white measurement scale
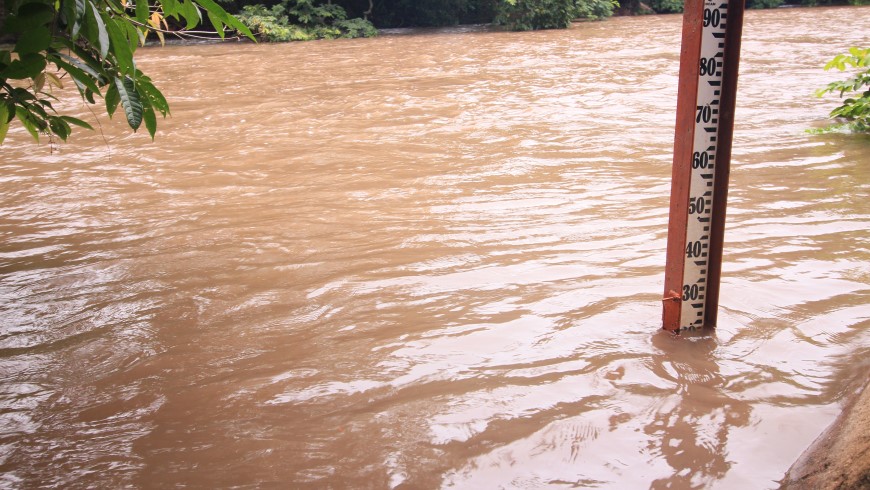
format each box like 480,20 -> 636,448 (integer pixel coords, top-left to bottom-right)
662,0 -> 745,333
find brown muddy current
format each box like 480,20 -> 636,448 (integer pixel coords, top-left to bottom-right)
2,6 -> 870,489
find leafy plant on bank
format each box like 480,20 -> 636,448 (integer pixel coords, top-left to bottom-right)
646,0 -> 683,13
573,0 -> 620,20
642,0 -> 783,15
0,0 -> 254,145
814,47 -> 870,133
236,0 -> 376,42
494,0 -> 615,31
801,0 -> 869,6
746,0 -> 783,9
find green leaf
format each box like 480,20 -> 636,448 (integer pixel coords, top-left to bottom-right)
0,104 -> 9,145
49,56 -> 101,95
86,1 -> 111,58
105,82 -> 120,116
52,38 -> 106,79
0,53 -> 47,80
28,101 -> 50,119
205,9 -> 225,38
194,0 -> 255,40
56,52 -> 102,80
162,0 -> 180,19
105,15 -> 134,74
60,115 -> 95,130
70,0 -> 88,39
1,101 -> 13,124
143,103 -> 157,139
15,27 -> 52,54
135,0 -> 150,23
103,0 -> 127,15
15,106 -> 42,142
49,117 -> 72,141
3,2 -> 55,33
136,76 -> 170,115
120,17 -> 144,49
115,76 -> 143,130
179,0 -> 202,29
9,87 -> 37,103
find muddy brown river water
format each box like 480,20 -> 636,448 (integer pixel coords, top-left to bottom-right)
1,6 -> 870,488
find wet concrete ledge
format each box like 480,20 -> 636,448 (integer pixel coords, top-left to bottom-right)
779,376 -> 870,489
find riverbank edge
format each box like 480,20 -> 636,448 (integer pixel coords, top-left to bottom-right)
779,374 -> 870,489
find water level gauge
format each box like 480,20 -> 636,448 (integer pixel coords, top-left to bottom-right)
662,0 -> 745,333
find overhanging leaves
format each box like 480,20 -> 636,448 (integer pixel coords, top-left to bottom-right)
0,104 -> 9,145
194,0 -> 255,40
105,82 -> 120,117
15,106 -> 43,142
49,56 -> 102,95
15,27 -> 52,55
115,76 -> 143,130
85,2 -> 111,59
136,76 -> 170,116
135,0 -> 150,23
179,0 -> 203,29
60,116 -> 95,130
3,0 -> 257,145
0,53 -> 47,80
142,103 -> 157,139
4,2 -> 55,33
105,15 -> 135,74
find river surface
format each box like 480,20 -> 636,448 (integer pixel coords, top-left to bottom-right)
2,6 -> 870,489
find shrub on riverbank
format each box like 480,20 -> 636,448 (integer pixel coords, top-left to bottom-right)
230,0 -> 868,35
236,0 -> 376,41
645,0 -> 682,12
235,0 -> 618,35
494,0 -> 616,30
814,47 -> 870,133
623,0 -> 869,14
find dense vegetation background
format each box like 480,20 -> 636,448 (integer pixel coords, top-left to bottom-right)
219,0 -> 870,37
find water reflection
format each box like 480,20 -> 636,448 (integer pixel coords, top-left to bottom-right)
646,333 -> 751,489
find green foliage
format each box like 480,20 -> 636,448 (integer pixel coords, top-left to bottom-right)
350,0 -> 492,28
494,0 -> 615,30
388,0 -> 479,26
236,0 -> 376,41
815,47 -> 870,133
573,0 -> 619,19
237,5 -> 307,40
746,0 -> 783,9
335,17 -> 379,38
495,0 -> 576,30
0,0 -> 254,144
647,0 -> 683,13
800,0 -> 868,6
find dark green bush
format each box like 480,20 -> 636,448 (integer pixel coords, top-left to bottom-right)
747,0 -> 783,9
494,0 -> 576,30
574,0 -> 619,19
647,0 -> 683,13
363,0 -> 491,27
495,0 -> 616,30
236,0 -> 376,41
